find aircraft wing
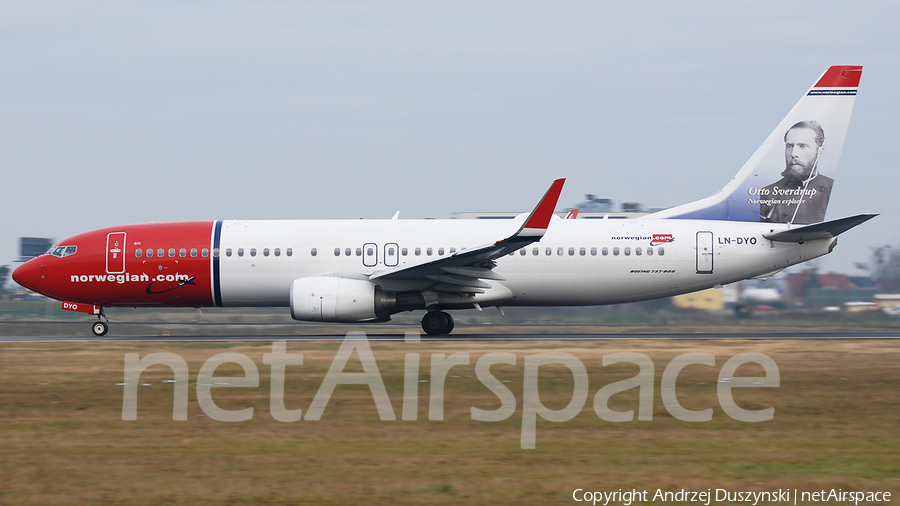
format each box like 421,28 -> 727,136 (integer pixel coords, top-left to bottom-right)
763,214 -> 877,243
368,179 -> 565,294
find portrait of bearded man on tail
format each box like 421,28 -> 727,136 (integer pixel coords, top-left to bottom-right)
760,120 -> 834,224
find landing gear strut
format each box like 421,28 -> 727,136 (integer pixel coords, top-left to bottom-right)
421,310 -> 454,336
92,308 -> 109,337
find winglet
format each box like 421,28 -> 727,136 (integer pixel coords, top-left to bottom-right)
517,178 -> 565,237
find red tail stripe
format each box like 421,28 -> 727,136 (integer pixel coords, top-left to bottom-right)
814,65 -> 862,88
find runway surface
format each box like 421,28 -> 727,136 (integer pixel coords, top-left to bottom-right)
3,331 -> 900,343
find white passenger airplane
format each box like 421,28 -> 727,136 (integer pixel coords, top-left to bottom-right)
13,65 -> 874,336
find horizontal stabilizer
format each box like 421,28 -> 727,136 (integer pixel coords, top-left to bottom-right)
763,214 -> 876,243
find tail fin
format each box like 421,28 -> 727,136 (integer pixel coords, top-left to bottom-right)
648,65 -> 862,224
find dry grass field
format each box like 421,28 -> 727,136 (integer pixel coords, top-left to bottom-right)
0,339 -> 898,505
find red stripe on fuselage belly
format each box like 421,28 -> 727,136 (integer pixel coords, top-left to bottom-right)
54,221 -> 216,307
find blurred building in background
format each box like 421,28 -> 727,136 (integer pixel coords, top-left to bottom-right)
19,237 -> 54,262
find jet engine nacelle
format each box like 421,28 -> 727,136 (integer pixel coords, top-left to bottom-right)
290,277 -> 393,322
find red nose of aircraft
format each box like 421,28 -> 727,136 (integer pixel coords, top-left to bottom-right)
12,258 -> 46,295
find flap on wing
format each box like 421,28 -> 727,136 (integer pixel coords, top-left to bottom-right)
763,214 -> 876,243
369,179 -> 565,290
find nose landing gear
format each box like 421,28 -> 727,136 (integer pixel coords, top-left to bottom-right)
91,308 -> 109,337
421,310 -> 454,336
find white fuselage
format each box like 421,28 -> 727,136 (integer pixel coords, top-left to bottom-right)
215,217 -> 831,307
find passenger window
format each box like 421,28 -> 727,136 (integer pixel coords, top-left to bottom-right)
579,247 -> 586,256
168,248 -> 176,258
519,249 -> 526,256
401,247 -> 408,256
438,247 -> 444,255
158,249 -> 164,258
274,248 -> 280,257
345,248 -> 351,256
238,248 -> 244,257
264,248 -> 270,257
613,247 -> 620,256
545,247 -> 551,256
658,247 -> 665,256
568,247 -> 575,256
533,247 -> 539,256
624,247 -> 631,256
602,247 -> 608,256
647,247 -> 653,256
557,247 -> 563,256
135,249 -> 142,258
334,248 -> 340,256
226,248 -> 232,257
310,248 -> 316,257
287,248 -> 293,257
367,247 -> 374,256
146,248 -> 153,258
250,248 -> 257,257
635,247 -> 642,256
427,248 -> 433,256
591,247 -> 597,256
179,248 -> 187,257
356,248 -> 362,256
449,247 -> 456,254
415,247 -> 421,256
191,248 -> 198,257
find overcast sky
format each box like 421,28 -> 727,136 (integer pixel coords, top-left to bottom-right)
3,1 -> 898,279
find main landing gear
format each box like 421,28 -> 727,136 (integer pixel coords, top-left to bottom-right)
92,308 -> 109,337
421,310 -> 454,336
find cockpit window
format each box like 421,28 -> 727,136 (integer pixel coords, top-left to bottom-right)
44,246 -> 78,258
47,245 -> 77,258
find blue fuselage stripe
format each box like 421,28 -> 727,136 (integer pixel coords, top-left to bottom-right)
213,220 -> 223,307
